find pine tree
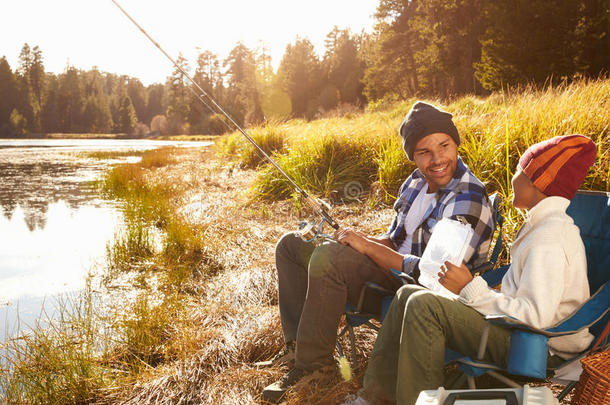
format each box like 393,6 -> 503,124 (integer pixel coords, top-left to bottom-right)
56,66 -> 83,132
145,84 -> 165,128
362,0 -> 420,100
224,42 -> 264,126
40,75 -> 60,133
574,0 -> 610,76
165,53 -> 190,134
0,57 -> 18,135
323,27 -> 366,105
117,95 -> 137,134
189,50 -> 221,132
30,46 -> 45,109
475,0 -> 581,90
16,43 -> 37,132
277,38 -> 322,118
126,78 -> 147,123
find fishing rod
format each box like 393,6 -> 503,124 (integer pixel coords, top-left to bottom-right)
110,0 -> 339,241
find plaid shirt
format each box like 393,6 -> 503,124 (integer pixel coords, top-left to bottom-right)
386,157 -> 495,276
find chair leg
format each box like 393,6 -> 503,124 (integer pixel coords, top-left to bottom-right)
337,324 -> 349,339
348,324 -> 357,369
336,340 -> 345,359
557,380 -> 578,401
467,375 -> 476,389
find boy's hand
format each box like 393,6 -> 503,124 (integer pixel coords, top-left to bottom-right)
438,260 -> 473,295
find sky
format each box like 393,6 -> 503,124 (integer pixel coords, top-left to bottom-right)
1,0 -> 379,86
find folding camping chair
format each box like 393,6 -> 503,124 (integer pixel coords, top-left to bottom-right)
336,192 -> 505,367
447,190 -> 610,400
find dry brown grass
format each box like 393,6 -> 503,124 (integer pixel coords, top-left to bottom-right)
93,144 -> 399,404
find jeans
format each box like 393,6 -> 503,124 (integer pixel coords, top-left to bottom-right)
276,232 -> 400,371
360,285 -> 512,405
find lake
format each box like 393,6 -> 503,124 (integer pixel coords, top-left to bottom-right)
0,138 -> 211,342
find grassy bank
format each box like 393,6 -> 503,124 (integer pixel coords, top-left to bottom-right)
1,79 -> 608,404
219,77 -> 609,240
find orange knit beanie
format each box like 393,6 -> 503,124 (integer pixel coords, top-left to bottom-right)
518,135 -> 597,200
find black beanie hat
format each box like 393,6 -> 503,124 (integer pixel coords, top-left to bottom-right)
399,101 -> 460,160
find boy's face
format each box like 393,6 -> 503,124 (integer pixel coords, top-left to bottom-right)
511,169 -> 545,209
412,132 -> 458,193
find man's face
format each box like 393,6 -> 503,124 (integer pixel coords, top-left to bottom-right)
412,132 -> 458,192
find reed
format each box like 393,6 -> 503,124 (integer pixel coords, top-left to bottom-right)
0,285 -> 116,404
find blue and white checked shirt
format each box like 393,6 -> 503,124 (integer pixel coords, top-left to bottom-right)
386,157 -> 496,276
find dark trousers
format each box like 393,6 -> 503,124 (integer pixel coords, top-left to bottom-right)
276,232 -> 399,371
360,285 -> 512,405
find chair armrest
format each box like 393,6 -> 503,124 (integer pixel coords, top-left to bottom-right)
485,281 -> 610,337
480,264 -> 510,288
389,268 -> 416,285
485,314 -> 552,335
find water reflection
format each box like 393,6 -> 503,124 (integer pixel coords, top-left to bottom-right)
0,138 -> 210,341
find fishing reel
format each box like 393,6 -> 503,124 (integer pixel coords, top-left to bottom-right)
295,195 -> 340,244
296,217 -> 334,243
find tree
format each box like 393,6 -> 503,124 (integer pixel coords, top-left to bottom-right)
277,38 -> 322,118
56,66 -> 84,132
126,78 -> 147,123
40,74 -> 60,133
224,42 -> 264,126
30,46 -> 45,109
362,0 -> 420,100
117,95 -> 137,134
406,0 -> 484,96
15,43 -> 37,132
189,50 -> 222,132
165,53 -> 190,134
475,0 -> 581,90
80,68 -> 113,132
82,96 -> 113,133
574,0 -> 610,77
0,57 -> 18,135
145,84 -> 165,128
9,109 -> 28,136
323,27 -> 366,105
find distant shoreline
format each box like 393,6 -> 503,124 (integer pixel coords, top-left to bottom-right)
0,133 -> 221,141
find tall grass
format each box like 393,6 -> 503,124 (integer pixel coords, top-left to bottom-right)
0,285 -> 116,404
220,78 -> 610,236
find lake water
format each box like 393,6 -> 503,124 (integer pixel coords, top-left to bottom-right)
0,138 -> 211,342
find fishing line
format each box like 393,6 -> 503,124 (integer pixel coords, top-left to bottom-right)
110,0 -> 340,234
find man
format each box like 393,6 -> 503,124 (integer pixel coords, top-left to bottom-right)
346,135 -> 596,405
261,101 -> 496,403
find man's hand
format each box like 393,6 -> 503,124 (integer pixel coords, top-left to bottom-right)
333,228 -> 370,255
438,260 -> 473,295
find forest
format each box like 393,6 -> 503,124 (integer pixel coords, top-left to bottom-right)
0,0 -> 607,137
